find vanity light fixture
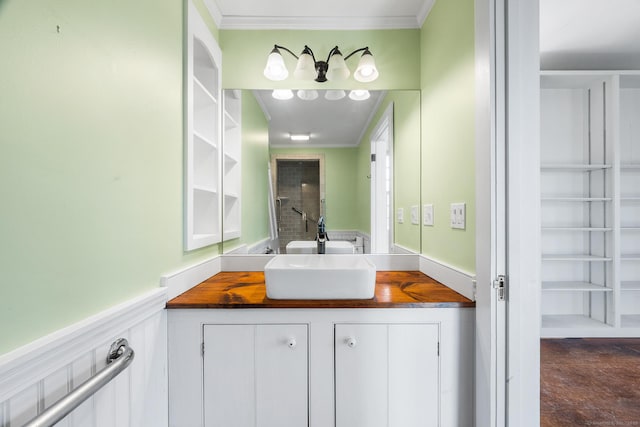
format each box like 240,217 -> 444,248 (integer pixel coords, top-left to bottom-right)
297,89 -> 319,101
324,89 -> 346,101
290,134 -> 310,142
348,90 -> 371,101
264,45 -> 379,83
272,89 -> 294,100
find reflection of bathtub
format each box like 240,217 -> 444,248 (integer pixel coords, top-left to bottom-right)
286,240 -> 355,254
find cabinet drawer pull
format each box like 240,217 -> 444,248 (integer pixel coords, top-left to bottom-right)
287,338 -> 297,349
346,337 -> 357,348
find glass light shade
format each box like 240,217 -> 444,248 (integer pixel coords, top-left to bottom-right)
293,53 -> 317,80
349,90 -> 370,101
325,53 -> 350,81
272,89 -> 294,100
354,52 -> 379,82
263,51 -> 289,81
324,89 -> 346,101
297,89 -> 319,101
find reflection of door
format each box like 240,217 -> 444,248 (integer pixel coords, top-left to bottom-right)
370,103 -> 394,254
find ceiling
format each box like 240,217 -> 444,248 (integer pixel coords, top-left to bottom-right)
254,90 -> 385,148
540,0 -> 640,69
204,0 -> 435,29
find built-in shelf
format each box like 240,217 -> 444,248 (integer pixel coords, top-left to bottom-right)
541,227 -> 612,232
621,164 -> 640,170
224,111 -> 239,130
542,281 -> 612,292
221,89 -> 242,242
621,197 -> 640,202
622,254 -> 640,261
184,2 -> 223,251
621,227 -> 640,231
541,197 -> 612,202
224,192 -> 239,200
193,77 -> 218,106
622,281 -> 640,291
541,314 -> 612,330
540,164 -> 612,171
542,254 -> 612,262
621,315 -> 640,328
194,130 -> 217,149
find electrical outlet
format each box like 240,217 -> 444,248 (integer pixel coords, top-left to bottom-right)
423,204 -> 434,226
411,205 -> 420,225
396,208 -> 404,224
450,203 -> 466,229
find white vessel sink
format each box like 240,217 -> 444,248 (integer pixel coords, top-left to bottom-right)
285,240 -> 355,254
264,254 -> 376,300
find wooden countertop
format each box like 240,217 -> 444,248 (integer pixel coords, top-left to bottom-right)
166,271 -> 475,309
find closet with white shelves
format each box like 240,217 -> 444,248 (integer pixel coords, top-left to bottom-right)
540,71 -> 640,337
184,2 -> 222,250
619,74 -> 640,328
222,89 -> 242,240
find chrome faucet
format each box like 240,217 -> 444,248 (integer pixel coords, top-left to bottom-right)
316,216 -> 328,254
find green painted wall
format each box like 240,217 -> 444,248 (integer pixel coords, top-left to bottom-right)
355,91 -> 422,252
420,0 -> 476,273
219,30 -> 420,90
0,0 -> 220,355
223,91 -> 270,252
269,147 -> 359,230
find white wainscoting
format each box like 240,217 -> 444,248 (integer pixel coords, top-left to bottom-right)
0,288 -> 168,427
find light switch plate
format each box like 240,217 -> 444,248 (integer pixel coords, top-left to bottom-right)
411,205 -> 420,225
396,208 -> 404,224
423,204 -> 434,226
450,203 -> 466,229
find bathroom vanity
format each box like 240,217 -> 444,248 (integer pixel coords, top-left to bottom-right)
167,270 -> 474,427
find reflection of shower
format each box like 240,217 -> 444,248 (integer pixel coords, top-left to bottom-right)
275,160 -> 320,253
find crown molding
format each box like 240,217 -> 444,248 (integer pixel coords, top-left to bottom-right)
417,0 -> 436,27
219,16 -> 422,30
202,0 -> 223,28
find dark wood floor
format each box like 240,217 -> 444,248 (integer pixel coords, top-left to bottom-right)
541,338 -> 640,426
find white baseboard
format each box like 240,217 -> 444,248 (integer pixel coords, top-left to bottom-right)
221,254 -> 276,271
160,256 -> 221,299
419,255 -> 476,300
392,244 -> 420,255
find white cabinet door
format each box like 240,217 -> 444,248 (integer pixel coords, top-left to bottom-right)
203,324 -> 308,427
335,324 -> 439,427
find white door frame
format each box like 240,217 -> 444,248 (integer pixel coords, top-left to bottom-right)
474,0 -> 540,425
370,103 -> 394,254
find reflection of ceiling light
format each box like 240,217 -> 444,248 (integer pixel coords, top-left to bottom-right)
272,89 -> 294,100
324,89 -> 346,101
297,89 -> 318,101
349,90 -> 370,101
264,45 -> 379,83
290,134 -> 310,142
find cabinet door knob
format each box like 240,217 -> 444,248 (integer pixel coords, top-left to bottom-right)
287,338 -> 297,349
346,337 -> 357,348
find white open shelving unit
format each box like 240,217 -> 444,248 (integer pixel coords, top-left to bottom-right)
184,2 -> 223,251
222,89 -> 242,241
540,70 -> 640,337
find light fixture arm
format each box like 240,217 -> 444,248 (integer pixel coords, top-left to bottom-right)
343,46 -> 370,61
272,44 -> 300,60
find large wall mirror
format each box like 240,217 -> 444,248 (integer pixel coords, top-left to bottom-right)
220,89 -> 421,255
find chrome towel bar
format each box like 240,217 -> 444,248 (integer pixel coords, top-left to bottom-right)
22,338 -> 134,427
